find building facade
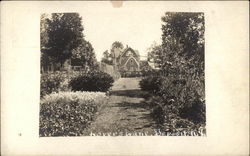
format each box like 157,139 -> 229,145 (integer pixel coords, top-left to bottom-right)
111,46 -> 141,77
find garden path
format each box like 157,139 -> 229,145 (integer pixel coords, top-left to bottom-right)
82,78 -> 157,136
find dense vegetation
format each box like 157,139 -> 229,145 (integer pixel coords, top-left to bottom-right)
140,12 -> 205,135
139,76 -> 164,94
41,70 -> 114,97
101,41 -> 124,65
69,71 -> 114,92
39,92 -> 108,136
40,13 -> 114,137
41,13 -> 99,72
40,72 -> 64,97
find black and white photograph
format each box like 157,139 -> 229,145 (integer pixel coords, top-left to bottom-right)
1,1 -> 249,155
40,10 -> 205,136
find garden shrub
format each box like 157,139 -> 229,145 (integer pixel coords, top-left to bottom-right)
40,70 -> 100,97
139,76 -> 164,94
57,71 -> 83,92
146,95 -> 181,125
142,75 -> 206,135
179,98 -> 206,124
146,95 -> 205,136
159,77 -> 206,124
39,91 -> 108,137
40,72 -> 65,97
69,71 -> 114,92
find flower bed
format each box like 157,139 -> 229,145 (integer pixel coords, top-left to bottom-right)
39,91 -> 108,137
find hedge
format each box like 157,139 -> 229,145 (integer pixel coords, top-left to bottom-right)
39,91 -> 108,137
69,71 -> 114,92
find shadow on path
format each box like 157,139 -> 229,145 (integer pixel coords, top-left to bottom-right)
81,78 -> 157,136
110,89 -> 149,98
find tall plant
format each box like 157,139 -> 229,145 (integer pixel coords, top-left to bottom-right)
161,12 -> 205,79
44,13 -> 84,67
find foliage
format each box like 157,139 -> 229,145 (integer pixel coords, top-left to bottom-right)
45,13 -> 84,66
40,72 -> 65,97
101,50 -> 113,65
140,61 -> 155,77
141,12 -> 205,134
101,41 -> 124,66
146,90 -> 205,135
40,13 -> 52,72
159,76 -> 205,124
161,12 -> 204,77
139,76 -> 164,94
147,42 -> 163,69
69,71 -> 114,92
141,74 -> 205,127
110,41 -> 124,61
41,13 -> 98,72
40,70 -> 89,97
159,12 -> 205,125
111,41 -> 124,50
39,91 -> 108,136
140,13 -> 206,132
40,13 -> 49,50
180,98 -> 205,124
71,40 -> 99,70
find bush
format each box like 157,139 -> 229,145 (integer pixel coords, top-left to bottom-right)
146,95 -> 205,136
39,91 -> 108,137
139,76 -> 164,94
40,72 -> 65,97
159,77 -> 205,124
69,71 -> 114,92
180,98 -> 205,124
146,96 -> 180,125
142,74 -> 206,134
40,70 -> 97,97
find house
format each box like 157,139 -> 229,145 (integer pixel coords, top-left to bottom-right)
111,45 -> 141,77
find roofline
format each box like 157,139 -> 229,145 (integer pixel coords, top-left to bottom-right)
120,47 -> 137,57
122,56 -> 140,68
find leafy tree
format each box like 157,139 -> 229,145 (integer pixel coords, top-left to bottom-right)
140,61 -> 155,76
41,13 -> 50,71
45,13 -> 84,67
101,50 -> 113,65
161,12 -> 204,78
41,13 -> 49,50
147,42 -> 163,69
103,50 -> 110,58
110,41 -> 124,60
111,41 -> 124,50
141,13 -> 206,129
71,40 -> 99,70
101,41 -> 124,65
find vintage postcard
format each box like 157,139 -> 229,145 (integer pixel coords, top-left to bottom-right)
39,11 -> 205,137
1,1 -> 249,156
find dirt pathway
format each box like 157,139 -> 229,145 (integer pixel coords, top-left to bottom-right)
82,78 -> 157,136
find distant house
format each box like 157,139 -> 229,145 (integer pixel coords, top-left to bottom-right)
111,45 -> 141,77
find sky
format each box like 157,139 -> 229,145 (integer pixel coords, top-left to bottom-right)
77,1 -> 166,61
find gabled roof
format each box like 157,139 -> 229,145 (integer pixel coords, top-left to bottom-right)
123,56 -> 140,67
120,47 -> 139,57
